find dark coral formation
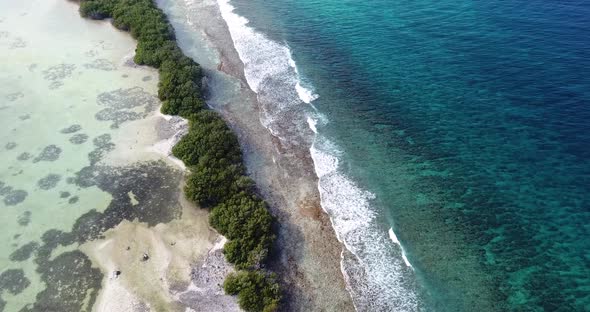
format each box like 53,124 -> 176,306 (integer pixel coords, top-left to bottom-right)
5,142 -> 17,150
0,269 -> 30,295
37,174 -> 61,190
69,133 -> 89,145
68,196 -> 79,204
60,191 -> 71,198
17,152 -> 32,161
87,134 -> 115,165
94,87 -> 158,128
83,58 -> 116,71
32,145 -> 61,163
2,188 -> 28,206
17,211 -> 31,226
60,124 -> 82,134
42,64 -> 76,89
10,242 -> 39,262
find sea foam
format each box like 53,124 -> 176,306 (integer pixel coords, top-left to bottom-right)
288,51 -> 319,103
217,0 -> 316,105
389,228 -> 413,269
296,82 -> 319,104
310,137 -> 419,310
306,116 -> 318,134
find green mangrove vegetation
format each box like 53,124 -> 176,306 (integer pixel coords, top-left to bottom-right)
76,0 -> 281,309
224,271 -> 281,312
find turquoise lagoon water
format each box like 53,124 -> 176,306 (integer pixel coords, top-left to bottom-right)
211,0 -> 590,310
0,1 -> 207,311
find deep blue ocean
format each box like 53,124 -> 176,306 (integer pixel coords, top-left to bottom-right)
219,0 -> 590,310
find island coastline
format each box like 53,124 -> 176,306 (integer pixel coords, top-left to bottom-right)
153,0 -> 356,310
69,0 -> 354,311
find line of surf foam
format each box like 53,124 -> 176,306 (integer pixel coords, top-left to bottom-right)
309,132 -> 419,311
215,0 -> 419,310
389,228 -> 413,269
287,49 -> 319,104
217,0 -> 317,105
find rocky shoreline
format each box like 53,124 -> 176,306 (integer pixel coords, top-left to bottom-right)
155,0 -> 356,309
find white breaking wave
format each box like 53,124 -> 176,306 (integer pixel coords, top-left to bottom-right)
296,82 -> 319,104
389,228 -> 414,269
288,50 -> 319,103
217,0 -> 317,105
306,116 -> 318,134
217,0 -> 286,92
310,135 -> 419,311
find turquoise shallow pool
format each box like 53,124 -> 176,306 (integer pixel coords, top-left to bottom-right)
215,0 -> 590,310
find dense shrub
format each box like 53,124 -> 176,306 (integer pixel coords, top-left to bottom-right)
224,271 -> 281,312
210,192 -> 274,268
77,0 -> 280,309
184,161 -> 246,207
173,111 -> 252,207
79,0 -> 115,19
80,0 -> 202,116
172,111 -> 242,167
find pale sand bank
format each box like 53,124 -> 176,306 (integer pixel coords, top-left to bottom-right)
81,186 -> 238,312
78,64 -> 239,311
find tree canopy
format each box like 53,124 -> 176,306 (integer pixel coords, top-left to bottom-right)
224,271 -> 281,312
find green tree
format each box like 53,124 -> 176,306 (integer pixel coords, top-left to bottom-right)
224,271 -> 281,312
